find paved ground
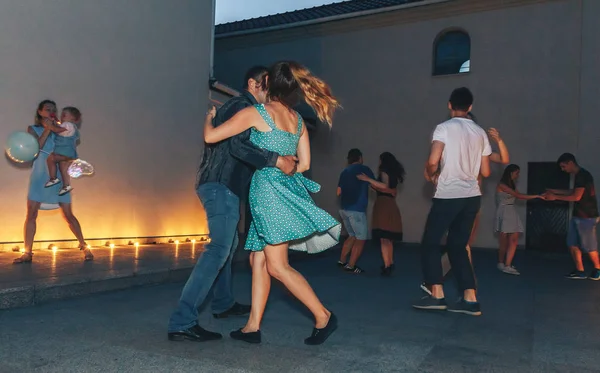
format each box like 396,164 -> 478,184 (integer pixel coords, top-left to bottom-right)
1,244 -> 599,373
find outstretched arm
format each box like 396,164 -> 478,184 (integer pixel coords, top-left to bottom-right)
204,106 -> 255,144
545,188 -> 585,202
357,172 -> 397,196
498,183 -> 541,200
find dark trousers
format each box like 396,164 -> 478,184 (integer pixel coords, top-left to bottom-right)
421,196 -> 481,291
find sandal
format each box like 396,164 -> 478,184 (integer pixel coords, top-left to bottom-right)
80,245 -> 94,261
13,252 -> 33,264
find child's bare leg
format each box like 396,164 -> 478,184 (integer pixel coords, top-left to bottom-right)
58,159 -> 72,186
46,153 -> 58,180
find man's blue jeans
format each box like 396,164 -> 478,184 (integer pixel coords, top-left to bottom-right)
168,182 -> 240,332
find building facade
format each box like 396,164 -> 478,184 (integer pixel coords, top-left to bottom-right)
214,0 -> 600,249
0,0 -> 215,248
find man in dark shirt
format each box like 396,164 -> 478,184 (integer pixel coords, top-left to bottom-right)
336,149 -> 375,273
168,66 -> 298,342
545,153 -> 600,280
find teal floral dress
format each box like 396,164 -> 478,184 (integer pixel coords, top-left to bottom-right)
245,104 -> 341,253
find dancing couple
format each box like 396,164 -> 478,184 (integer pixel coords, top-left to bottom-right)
168,62 -> 341,345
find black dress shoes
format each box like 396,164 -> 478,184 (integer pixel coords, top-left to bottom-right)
230,328 -> 261,344
168,324 -> 222,342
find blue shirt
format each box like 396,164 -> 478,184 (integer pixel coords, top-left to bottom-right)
338,164 -> 375,212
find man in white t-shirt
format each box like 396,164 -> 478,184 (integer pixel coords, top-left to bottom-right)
413,87 -> 491,316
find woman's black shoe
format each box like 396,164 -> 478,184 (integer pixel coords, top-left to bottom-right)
304,313 -> 338,345
380,266 -> 392,277
230,328 -> 261,344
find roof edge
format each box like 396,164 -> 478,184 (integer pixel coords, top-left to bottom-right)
215,0 -> 451,39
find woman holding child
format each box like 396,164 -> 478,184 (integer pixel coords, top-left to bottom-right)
13,100 -> 92,264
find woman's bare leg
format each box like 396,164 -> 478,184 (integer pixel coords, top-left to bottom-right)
242,251 -> 270,333
505,233 -> 519,267
381,239 -> 393,268
264,243 -> 330,328
16,200 -> 41,262
59,203 -> 85,247
498,233 -> 508,265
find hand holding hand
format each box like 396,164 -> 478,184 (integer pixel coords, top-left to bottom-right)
543,192 -> 556,201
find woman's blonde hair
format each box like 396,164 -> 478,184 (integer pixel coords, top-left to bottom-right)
267,61 -> 340,126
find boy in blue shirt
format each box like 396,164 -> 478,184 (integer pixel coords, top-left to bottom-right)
337,149 -> 375,273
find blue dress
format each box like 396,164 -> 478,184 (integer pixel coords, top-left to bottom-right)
53,124 -> 79,159
245,104 -> 341,253
28,125 -> 72,209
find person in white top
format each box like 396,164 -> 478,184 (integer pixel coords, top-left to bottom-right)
413,87 -> 491,316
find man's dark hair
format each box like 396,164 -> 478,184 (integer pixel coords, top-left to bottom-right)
557,152 -> 578,165
243,66 -> 269,89
347,148 -> 362,164
449,87 -> 474,112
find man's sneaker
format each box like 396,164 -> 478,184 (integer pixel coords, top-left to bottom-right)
412,295 -> 447,311
45,178 -> 60,188
337,261 -> 347,268
502,265 -> 520,276
420,282 -> 432,296
497,263 -> 505,271
588,269 -> 600,281
565,270 -> 587,280
344,265 -> 365,274
447,298 -> 482,316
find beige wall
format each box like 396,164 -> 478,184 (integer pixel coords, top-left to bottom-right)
0,0 -> 213,247
214,0 -> 591,248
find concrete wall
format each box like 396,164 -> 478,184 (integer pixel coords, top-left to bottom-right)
0,0 -> 214,247
577,0 -> 600,186
214,0 -> 590,248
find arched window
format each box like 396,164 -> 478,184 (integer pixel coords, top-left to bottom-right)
433,30 -> 471,76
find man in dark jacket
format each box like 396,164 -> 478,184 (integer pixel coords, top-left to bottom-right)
168,66 -> 298,342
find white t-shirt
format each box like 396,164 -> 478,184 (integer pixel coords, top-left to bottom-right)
432,117 -> 492,199
58,121 -> 77,137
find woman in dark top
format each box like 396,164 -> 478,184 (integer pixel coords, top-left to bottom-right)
358,152 -> 405,276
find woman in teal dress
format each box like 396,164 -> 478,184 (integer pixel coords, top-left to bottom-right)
14,100 -> 93,264
204,61 -> 340,345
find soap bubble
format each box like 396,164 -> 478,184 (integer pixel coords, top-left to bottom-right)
68,159 -> 94,178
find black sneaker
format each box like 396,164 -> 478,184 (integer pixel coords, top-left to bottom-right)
589,269 -> 600,281
412,295 -> 447,311
337,261 -> 347,268
168,324 -> 223,342
344,265 -> 365,274
213,302 -> 251,319
565,270 -> 587,280
447,298 -> 482,316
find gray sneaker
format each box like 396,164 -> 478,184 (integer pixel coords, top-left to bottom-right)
412,295 -> 447,311
447,298 -> 482,316
502,265 -> 520,276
